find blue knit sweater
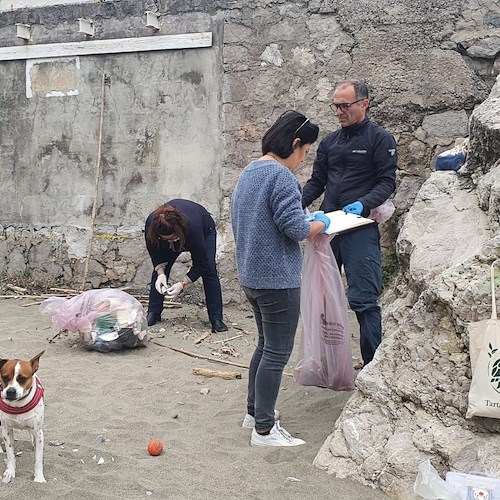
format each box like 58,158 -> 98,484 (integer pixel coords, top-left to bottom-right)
231,159 -> 310,289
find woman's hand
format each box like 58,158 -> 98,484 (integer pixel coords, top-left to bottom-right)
155,274 -> 168,294
165,282 -> 184,299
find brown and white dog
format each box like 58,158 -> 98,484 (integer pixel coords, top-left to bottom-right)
0,351 -> 45,483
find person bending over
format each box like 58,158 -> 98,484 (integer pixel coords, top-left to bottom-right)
145,199 -> 227,333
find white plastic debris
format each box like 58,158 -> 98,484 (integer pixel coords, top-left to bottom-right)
97,457 -> 105,465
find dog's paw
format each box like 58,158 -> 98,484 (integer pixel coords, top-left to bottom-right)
34,474 -> 46,483
2,469 -> 15,483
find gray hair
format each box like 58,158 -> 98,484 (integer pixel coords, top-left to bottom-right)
335,79 -> 369,100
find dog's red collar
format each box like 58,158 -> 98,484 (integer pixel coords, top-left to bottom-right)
0,379 -> 44,415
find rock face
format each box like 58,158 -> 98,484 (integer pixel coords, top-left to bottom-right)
314,75 -> 500,498
0,0 -> 493,297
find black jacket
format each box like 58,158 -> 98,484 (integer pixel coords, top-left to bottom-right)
145,199 -> 215,283
302,117 -> 397,217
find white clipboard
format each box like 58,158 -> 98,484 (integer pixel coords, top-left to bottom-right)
324,210 -> 375,235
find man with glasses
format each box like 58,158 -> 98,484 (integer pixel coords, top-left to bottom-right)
302,79 -> 397,366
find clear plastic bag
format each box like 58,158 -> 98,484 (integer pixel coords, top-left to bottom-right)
369,199 -> 395,224
413,459 -> 461,499
294,234 -> 355,391
40,289 -> 148,353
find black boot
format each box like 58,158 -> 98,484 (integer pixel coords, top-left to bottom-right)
147,312 -> 161,327
211,320 -> 228,333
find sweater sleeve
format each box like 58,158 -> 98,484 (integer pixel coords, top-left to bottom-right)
271,169 -> 310,241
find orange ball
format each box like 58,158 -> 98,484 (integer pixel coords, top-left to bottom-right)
147,439 -> 164,456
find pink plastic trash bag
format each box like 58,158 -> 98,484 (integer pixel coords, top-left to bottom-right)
294,235 -> 355,390
40,289 -> 148,353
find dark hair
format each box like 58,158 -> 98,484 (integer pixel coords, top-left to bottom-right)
335,79 -> 369,100
261,110 -> 319,158
145,205 -> 188,249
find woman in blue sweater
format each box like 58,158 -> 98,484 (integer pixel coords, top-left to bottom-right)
231,111 -> 330,447
145,199 -> 227,332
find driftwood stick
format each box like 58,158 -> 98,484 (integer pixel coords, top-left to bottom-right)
49,287 -> 80,294
213,334 -> 243,344
80,72 -> 106,292
194,332 -> 210,345
150,342 -> 293,377
0,294 -> 54,300
151,342 -> 249,369
6,284 -> 28,294
192,367 -> 242,380
21,302 -> 43,307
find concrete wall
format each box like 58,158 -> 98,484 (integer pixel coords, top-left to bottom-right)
0,0 -> 497,301
0,2 -> 224,291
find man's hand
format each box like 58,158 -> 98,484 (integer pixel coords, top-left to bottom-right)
155,275 -> 168,294
165,282 -> 184,300
342,201 -> 363,215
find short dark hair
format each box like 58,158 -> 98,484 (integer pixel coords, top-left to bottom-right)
336,79 -> 369,100
262,110 -> 319,158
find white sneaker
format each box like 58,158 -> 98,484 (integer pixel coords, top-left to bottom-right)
242,409 -> 280,429
250,421 -> 305,447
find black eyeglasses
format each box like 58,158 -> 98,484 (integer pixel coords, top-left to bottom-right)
330,99 -> 364,113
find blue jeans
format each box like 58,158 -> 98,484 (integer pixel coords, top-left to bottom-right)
242,286 -> 300,431
330,224 -> 382,365
148,229 -> 223,322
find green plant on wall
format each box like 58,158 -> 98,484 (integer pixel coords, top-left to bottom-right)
22,268 -> 32,279
381,212 -> 400,286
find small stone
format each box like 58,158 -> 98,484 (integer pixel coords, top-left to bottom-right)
48,440 -> 65,447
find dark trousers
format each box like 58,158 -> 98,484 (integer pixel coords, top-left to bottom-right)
148,229 -> 223,323
242,286 -> 300,431
330,224 -> 382,365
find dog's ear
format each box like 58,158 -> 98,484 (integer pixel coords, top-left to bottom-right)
0,359 -> 8,371
30,351 -> 45,373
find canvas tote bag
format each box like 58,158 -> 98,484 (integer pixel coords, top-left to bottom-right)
466,263 -> 500,418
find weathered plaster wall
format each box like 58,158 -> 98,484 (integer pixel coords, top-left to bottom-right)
0,1 -> 224,290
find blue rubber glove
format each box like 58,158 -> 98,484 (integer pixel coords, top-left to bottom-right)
304,210 -> 324,222
342,201 -> 363,215
313,212 -> 330,233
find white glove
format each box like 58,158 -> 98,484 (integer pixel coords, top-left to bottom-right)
165,282 -> 184,300
155,274 -> 168,294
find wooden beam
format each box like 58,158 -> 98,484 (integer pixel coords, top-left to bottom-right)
0,32 -> 212,61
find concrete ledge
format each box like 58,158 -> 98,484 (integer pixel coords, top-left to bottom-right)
0,32 -> 212,61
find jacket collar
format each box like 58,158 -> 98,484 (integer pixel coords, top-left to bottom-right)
340,117 -> 370,136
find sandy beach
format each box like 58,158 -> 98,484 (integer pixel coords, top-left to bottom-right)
0,295 -> 389,499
